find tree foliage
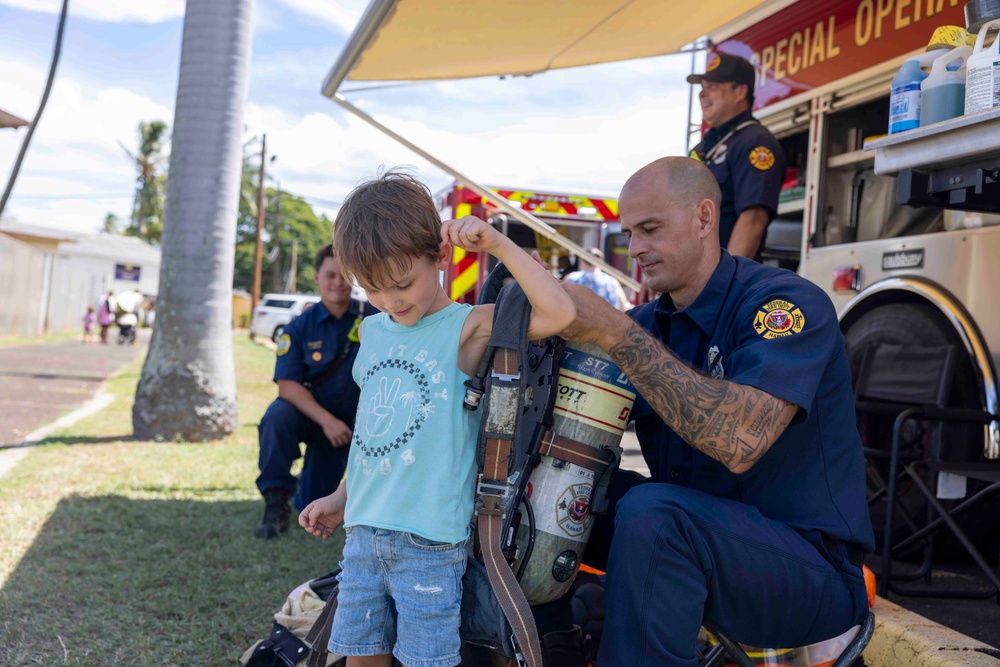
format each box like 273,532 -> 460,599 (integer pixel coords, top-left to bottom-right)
233,159 -> 333,294
122,121 -> 168,244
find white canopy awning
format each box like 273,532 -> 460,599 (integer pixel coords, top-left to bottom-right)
325,0 -> 771,93
320,0 -> 774,291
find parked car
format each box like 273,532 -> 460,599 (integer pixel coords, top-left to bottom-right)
250,293 -> 320,342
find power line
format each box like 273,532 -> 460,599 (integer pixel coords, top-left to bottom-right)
12,192 -> 133,200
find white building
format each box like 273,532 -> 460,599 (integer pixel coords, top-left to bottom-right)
0,223 -> 161,336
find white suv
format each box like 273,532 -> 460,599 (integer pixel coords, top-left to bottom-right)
251,293 -> 321,342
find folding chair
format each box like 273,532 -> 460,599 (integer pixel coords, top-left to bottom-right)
703,612 -> 875,667
852,342 -> 1000,601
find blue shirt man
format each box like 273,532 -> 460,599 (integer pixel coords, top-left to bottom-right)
689,54 -> 787,258
560,157 -> 873,666
563,248 -> 629,311
254,244 -> 376,538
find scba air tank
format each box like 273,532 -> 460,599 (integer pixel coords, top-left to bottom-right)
510,341 -> 636,605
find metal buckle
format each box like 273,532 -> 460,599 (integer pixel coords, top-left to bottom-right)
491,369 -> 521,382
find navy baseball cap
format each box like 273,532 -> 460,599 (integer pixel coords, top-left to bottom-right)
687,53 -> 756,91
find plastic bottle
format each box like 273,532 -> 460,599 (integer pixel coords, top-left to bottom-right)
920,45 -> 973,126
889,51 -> 940,133
966,20 -> 1000,115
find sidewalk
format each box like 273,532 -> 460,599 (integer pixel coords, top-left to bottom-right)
0,334 -> 995,665
0,330 -> 149,447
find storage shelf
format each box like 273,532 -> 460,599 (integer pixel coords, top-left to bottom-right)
777,198 -> 805,215
866,107 -> 1000,175
827,149 -> 875,170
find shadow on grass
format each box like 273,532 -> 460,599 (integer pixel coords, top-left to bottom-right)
3,435 -> 138,450
0,494 -> 345,666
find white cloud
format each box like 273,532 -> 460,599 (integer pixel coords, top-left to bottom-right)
275,0 -> 366,32
0,57 -> 173,231
241,75 -> 692,226
5,0 -> 184,23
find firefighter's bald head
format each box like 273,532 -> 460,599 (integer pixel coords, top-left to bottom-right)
617,157 -> 722,300
623,157 -> 721,220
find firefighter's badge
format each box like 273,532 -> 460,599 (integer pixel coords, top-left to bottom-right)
276,334 -> 291,356
749,146 -> 775,170
753,299 -> 805,339
706,54 -> 722,72
312,351 -> 322,362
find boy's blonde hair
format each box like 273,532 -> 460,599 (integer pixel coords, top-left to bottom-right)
334,170 -> 442,290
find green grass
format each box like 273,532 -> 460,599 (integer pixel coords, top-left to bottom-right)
0,335 -> 346,666
0,330 -> 79,349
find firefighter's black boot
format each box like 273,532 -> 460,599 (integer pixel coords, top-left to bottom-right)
254,489 -> 291,538
541,625 -> 592,667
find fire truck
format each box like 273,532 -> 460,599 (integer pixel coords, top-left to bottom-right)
320,0 -> 1000,548
436,183 -> 633,303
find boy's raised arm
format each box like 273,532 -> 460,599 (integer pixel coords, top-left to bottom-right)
441,216 -> 575,339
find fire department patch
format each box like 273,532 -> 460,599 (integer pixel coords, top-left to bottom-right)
556,483 -> 593,537
753,299 -> 805,339
706,54 -> 722,72
276,334 -> 291,356
749,146 -> 775,170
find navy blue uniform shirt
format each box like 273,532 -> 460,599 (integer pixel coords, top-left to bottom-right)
693,109 -> 787,249
274,299 -> 375,427
628,252 -> 874,551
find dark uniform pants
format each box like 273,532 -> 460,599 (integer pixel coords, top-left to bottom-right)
256,398 -> 349,511
588,475 -> 869,667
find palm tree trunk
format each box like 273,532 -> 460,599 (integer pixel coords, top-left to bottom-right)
133,0 -> 254,441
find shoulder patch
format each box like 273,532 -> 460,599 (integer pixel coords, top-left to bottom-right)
753,299 -> 805,339
749,146 -> 775,171
276,333 -> 292,356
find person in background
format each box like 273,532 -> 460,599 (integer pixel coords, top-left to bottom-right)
687,53 -> 787,259
82,306 -> 96,344
97,291 -> 116,344
254,244 -> 377,539
562,247 -> 630,311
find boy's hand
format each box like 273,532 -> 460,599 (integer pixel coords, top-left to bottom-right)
442,216 -> 503,253
298,492 -> 346,538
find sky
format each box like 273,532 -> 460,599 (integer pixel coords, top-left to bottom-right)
0,0 -> 704,234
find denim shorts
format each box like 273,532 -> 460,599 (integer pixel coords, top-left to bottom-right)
329,525 -> 468,667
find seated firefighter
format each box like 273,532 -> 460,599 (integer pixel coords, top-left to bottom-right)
553,156 -> 874,665
254,243 -> 376,538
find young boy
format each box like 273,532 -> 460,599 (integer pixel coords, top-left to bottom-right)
298,171 -> 574,667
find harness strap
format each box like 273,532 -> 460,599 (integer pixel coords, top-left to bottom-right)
540,432 -> 615,473
478,347 -> 543,667
304,589 -> 339,667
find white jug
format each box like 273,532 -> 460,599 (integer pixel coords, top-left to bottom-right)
965,20 -> 1000,115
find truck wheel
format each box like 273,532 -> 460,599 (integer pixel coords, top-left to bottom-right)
844,303 -> 998,558
272,325 -> 285,343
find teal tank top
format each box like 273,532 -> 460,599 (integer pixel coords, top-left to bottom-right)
344,302 -> 480,543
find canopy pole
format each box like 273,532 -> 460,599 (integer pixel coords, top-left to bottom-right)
321,0 -> 399,98
329,93 -> 641,292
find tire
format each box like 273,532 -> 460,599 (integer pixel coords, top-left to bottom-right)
845,303 -> 999,558
272,325 -> 285,343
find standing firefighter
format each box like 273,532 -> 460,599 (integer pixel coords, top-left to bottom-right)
688,54 -> 787,259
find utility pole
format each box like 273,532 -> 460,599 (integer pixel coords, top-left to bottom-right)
250,134 -> 267,340
270,182 -> 282,293
285,239 -> 299,293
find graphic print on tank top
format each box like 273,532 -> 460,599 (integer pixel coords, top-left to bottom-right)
353,345 -> 449,477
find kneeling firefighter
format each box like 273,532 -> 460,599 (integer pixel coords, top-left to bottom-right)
279,265 -> 635,667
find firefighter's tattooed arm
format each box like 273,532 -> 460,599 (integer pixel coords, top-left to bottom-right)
610,321 -> 798,474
